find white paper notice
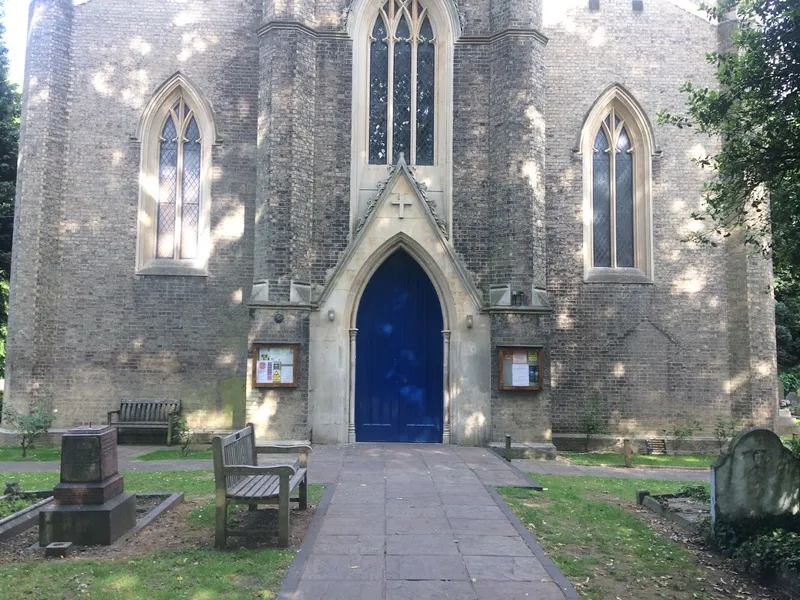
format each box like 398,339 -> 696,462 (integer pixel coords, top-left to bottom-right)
511,363 -> 530,386
282,366 -> 294,384
256,360 -> 272,384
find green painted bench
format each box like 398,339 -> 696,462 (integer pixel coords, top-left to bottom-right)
212,424 -> 310,548
107,398 -> 181,445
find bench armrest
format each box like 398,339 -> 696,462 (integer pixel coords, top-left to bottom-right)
108,410 -> 120,424
256,444 -> 311,468
223,464 -> 297,478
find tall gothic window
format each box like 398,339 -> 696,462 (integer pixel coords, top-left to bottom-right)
157,98 -> 202,260
592,109 -> 634,268
136,75 -> 216,276
368,0 -> 436,165
582,87 -> 654,282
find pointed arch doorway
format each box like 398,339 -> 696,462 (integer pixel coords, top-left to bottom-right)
355,250 -> 444,442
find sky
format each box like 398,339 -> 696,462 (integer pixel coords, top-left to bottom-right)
4,0 -> 30,88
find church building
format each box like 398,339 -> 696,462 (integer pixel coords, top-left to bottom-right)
5,0 -> 778,447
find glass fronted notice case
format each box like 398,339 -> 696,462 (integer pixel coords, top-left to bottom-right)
498,347 -> 542,391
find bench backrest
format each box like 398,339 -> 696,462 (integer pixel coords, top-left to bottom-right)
213,424 -> 257,490
119,399 -> 181,423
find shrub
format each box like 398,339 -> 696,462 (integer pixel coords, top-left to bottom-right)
676,483 -> 711,503
665,418 -> 702,452
734,530 -> 800,581
579,393 -> 609,452
713,418 -> 738,450
785,435 -> 800,457
2,401 -> 56,458
172,416 -> 193,455
779,367 -> 800,397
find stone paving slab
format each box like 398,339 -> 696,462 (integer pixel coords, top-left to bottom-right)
278,444 -> 579,600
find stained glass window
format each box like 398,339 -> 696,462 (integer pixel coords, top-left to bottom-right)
591,108 -> 636,269
368,0 -> 436,165
156,98 -> 202,260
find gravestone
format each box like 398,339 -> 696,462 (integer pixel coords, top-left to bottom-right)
39,425 -> 136,546
711,428 -> 800,523
777,407 -> 799,435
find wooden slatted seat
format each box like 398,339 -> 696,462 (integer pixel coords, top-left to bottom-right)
107,398 -> 181,445
212,423 -> 310,548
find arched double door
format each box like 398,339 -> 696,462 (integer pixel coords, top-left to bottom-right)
355,250 -> 444,442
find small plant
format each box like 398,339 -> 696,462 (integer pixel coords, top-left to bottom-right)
664,418 -> 702,453
785,436 -> 800,457
579,393 -> 609,452
2,401 -> 56,458
713,418 -> 738,450
172,416 -> 193,455
676,483 -> 711,503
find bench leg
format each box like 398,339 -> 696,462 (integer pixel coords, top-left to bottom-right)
215,496 -> 227,549
279,474 -> 290,547
167,420 -> 173,446
248,504 -> 257,512
299,474 -> 308,510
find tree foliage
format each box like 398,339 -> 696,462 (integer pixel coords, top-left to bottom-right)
659,0 -> 799,259
659,0 -> 800,371
0,0 -> 20,377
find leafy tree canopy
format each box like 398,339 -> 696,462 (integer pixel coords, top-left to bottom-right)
659,0 -> 800,295
0,0 -> 19,377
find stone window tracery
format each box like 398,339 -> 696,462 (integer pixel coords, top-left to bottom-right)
156,99 -> 202,260
582,87 -> 654,282
368,0 -> 436,165
591,110 -> 634,269
135,75 -> 217,276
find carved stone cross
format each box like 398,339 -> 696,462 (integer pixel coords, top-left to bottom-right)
391,194 -> 413,219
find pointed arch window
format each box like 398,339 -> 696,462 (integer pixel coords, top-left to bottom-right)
592,109 -> 635,269
583,91 -> 653,282
156,99 -> 202,260
368,0 -> 436,165
136,77 -> 216,276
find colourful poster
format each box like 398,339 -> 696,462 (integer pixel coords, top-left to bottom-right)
528,351 -> 538,363
513,351 -> 527,364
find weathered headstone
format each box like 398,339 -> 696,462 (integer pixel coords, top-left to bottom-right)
711,428 -> 800,523
39,425 -> 136,546
777,408 -> 799,435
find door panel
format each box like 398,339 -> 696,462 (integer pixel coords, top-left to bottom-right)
355,251 -> 444,442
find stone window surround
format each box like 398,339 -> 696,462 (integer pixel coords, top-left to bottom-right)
580,85 -> 655,284
134,73 -> 220,277
348,0 -> 461,237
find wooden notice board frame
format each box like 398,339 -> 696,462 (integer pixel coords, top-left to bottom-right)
498,347 -> 543,391
252,343 -> 299,389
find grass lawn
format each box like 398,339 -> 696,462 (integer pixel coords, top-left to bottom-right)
136,448 -> 213,461
564,452 -> 719,468
0,548 -> 294,599
0,445 -> 61,462
0,471 -> 325,600
5,470 -> 219,496
499,475 -> 720,600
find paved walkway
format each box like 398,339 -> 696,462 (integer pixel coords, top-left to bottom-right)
0,444 -> 709,484
279,444 -> 577,600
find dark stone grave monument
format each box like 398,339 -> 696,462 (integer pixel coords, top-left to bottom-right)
39,425 -> 136,546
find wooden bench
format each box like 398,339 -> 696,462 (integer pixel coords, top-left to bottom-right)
107,398 -> 181,445
212,424 -> 310,548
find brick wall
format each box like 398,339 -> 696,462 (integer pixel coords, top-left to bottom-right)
6,0 -> 778,442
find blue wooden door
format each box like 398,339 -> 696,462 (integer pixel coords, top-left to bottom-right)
355,251 -> 444,442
